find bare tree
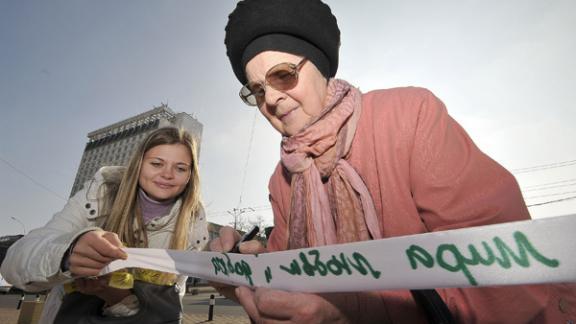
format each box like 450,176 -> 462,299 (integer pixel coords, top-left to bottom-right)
229,214 -> 270,237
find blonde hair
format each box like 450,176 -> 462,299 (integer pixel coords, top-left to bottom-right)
100,127 -> 201,250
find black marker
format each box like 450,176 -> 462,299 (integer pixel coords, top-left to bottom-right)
230,225 -> 260,253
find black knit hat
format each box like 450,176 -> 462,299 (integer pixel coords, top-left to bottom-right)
225,0 -> 341,85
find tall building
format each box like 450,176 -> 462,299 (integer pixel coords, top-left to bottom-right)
70,104 -> 203,197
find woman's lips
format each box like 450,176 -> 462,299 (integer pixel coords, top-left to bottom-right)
279,107 -> 297,121
154,182 -> 174,189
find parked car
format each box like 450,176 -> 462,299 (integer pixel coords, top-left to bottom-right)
0,274 -> 13,294
1,234 -> 24,294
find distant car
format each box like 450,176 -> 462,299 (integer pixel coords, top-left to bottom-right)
0,274 -> 13,294
1,235 -> 23,294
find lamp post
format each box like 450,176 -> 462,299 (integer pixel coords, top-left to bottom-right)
10,216 -> 26,234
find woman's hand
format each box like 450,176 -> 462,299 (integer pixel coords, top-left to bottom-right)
208,226 -> 241,253
236,287 -> 351,324
68,230 -> 127,277
208,226 -> 267,254
207,226 -> 266,302
74,276 -> 132,306
208,229 -> 355,323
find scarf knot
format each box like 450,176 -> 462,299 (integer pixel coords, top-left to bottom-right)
280,79 -> 383,249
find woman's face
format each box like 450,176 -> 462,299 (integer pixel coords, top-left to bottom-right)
138,143 -> 192,201
245,51 -> 328,136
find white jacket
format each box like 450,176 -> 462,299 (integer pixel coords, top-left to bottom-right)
0,166 -> 208,322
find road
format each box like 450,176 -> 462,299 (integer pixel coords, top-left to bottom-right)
0,290 -> 250,324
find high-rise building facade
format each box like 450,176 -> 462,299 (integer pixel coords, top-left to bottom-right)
70,104 -> 203,197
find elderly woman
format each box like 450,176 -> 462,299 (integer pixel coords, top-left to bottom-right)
210,0 -> 576,323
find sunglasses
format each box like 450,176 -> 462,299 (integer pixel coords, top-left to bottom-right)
239,57 -> 308,106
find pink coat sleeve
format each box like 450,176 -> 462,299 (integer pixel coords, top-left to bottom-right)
408,88 -> 531,231
394,88 -> 574,323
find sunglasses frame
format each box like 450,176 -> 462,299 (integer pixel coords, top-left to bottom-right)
239,57 -> 308,106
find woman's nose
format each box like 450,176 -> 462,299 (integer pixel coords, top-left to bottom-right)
264,85 -> 285,106
160,166 -> 174,179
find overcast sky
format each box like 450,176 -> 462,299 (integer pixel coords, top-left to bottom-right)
1,0 -> 575,237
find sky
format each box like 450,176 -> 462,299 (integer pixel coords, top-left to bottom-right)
1,0 -> 575,237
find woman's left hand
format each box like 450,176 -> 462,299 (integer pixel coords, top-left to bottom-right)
236,286 -> 350,324
207,226 -> 267,303
74,276 -> 131,306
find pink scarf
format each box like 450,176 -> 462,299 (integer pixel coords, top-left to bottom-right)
281,79 -> 383,249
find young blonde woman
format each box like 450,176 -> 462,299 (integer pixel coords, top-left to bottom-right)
1,127 -> 208,323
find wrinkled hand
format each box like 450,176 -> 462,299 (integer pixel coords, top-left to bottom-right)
207,226 -> 266,302
208,226 -> 241,253
74,275 -> 131,306
68,230 -> 127,277
236,287 -> 350,324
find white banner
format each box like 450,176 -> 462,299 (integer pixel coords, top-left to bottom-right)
101,214 -> 576,293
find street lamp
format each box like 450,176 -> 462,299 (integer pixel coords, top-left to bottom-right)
10,216 -> 26,234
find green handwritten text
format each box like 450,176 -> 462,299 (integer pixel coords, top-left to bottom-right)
279,250 -> 381,279
406,231 -> 559,285
211,253 -> 254,286
265,266 -> 272,284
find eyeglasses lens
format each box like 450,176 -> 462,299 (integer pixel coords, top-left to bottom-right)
239,59 -> 304,106
267,64 -> 298,91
